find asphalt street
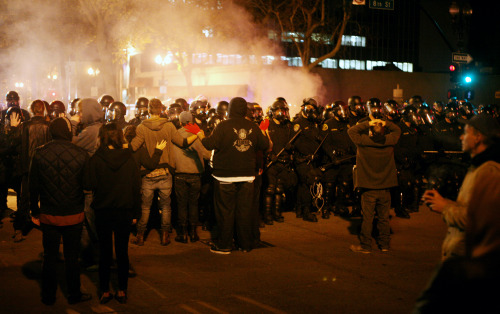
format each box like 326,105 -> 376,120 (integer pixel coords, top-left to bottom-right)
0,193 -> 446,314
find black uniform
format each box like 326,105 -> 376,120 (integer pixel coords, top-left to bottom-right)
264,118 -> 296,224
429,119 -> 468,200
292,115 -> 321,222
320,118 -> 356,217
393,121 -> 421,216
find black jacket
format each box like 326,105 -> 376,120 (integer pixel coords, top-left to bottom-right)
29,140 -> 89,226
201,99 -> 269,178
20,116 -> 51,175
85,146 -> 141,220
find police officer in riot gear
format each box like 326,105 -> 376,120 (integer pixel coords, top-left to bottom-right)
347,95 -> 366,126
253,103 -> 264,125
207,101 -> 229,134
98,94 -> 114,111
1,91 -> 30,125
190,100 -> 209,133
105,101 -> 128,130
320,101 -> 356,218
292,98 -> 321,222
433,101 -> 445,123
383,100 -> 401,123
129,97 -> 149,126
458,101 -> 476,120
167,103 -> 183,129
264,100 -> 296,224
68,98 -> 80,117
430,101 -> 467,200
48,101 -> 66,120
392,105 -> 423,219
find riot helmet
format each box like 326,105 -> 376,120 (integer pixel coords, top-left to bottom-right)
458,101 -> 476,120
190,100 -> 208,122
175,98 -> 189,112
49,100 -> 66,119
366,98 -> 383,119
332,101 -> 349,122
444,101 -> 460,122
409,95 -> 423,107
402,105 -> 423,126
269,100 -> 289,122
5,91 -> 20,108
216,101 -> 229,118
246,102 -> 255,121
348,96 -> 366,117
301,98 -> 318,121
418,107 -> 435,125
98,94 -> 114,109
478,104 -> 498,117
383,100 -> 400,121
433,101 -> 444,114
135,97 -> 149,120
253,103 -> 264,124
5,106 -> 25,126
323,103 -> 335,121
167,103 -> 183,122
69,98 -> 80,116
105,101 -> 127,122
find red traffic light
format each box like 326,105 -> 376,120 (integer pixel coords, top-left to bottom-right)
449,64 -> 456,72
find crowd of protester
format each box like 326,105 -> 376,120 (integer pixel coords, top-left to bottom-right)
1,90 -> 499,308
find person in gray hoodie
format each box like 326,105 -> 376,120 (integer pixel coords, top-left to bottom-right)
172,111 -> 211,243
70,98 -> 104,269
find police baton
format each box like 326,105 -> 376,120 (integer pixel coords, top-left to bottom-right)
266,129 -> 302,169
307,133 -> 330,165
319,155 -> 356,171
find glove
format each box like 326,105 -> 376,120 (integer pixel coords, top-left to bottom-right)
259,119 -> 270,131
184,123 -> 201,135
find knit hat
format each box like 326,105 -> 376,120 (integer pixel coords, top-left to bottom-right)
228,97 -> 247,118
49,117 -> 72,141
466,114 -> 500,138
179,111 -> 193,124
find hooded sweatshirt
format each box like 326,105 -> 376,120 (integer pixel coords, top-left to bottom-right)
130,116 -> 186,173
72,98 -> 104,156
85,146 -> 141,220
201,97 -> 269,178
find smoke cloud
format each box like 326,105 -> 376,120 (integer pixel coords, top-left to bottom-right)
1,0 -> 324,115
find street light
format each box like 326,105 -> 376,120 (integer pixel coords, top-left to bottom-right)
155,54 -> 173,97
88,67 -> 100,76
87,67 -> 100,97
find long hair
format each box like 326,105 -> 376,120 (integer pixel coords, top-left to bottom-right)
99,122 -> 125,149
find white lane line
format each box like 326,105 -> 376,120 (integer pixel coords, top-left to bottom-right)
137,277 -> 167,299
90,305 -> 117,313
195,300 -> 229,314
232,295 -> 287,314
179,304 -> 202,313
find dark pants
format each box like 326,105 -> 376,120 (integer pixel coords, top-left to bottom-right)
360,189 -> 391,250
295,162 -> 314,209
41,223 -> 83,302
95,214 -> 131,292
213,180 -> 254,251
174,174 -> 201,226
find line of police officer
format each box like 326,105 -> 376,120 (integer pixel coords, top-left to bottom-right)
2,91 -> 499,233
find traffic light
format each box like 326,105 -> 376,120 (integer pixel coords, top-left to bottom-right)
449,63 -> 459,83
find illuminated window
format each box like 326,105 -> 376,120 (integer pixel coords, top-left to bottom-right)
341,35 -> 366,47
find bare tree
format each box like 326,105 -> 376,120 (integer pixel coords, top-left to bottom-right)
239,0 -> 351,71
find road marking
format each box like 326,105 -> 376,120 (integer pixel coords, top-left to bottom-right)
232,295 -> 287,314
137,278 -> 167,299
90,305 -> 117,313
179,304 -> 202,313
195,301 -> 229,314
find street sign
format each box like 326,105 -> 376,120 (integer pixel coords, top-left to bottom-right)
452,52 -> 473,64
369,0 -> 394,10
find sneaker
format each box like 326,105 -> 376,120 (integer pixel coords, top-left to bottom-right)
350,244 -> 371,254
210,245 -> 231,255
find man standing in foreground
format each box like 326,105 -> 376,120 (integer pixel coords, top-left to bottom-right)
421,114 -> 500,261
348,118 -> 401,253
29,118 -> 91,305
194,97 -> 269,254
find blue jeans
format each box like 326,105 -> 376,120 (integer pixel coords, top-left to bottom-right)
137,174 -> 172,232
360,189 -> 391,250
